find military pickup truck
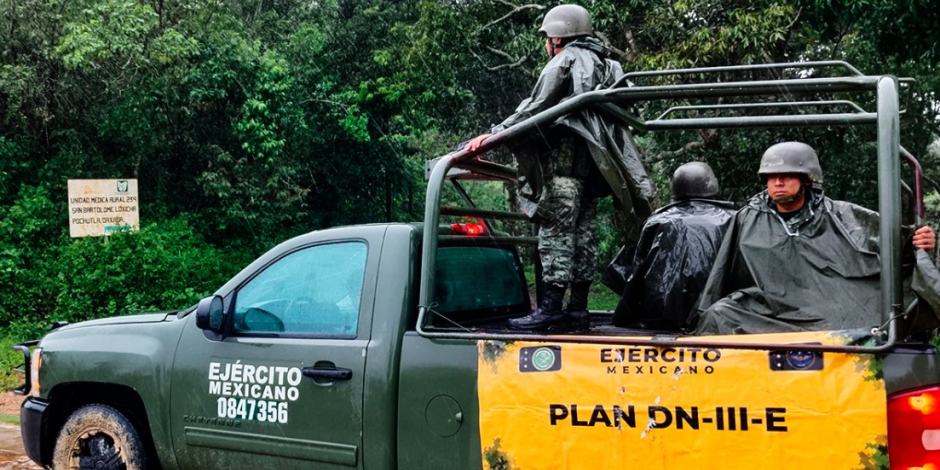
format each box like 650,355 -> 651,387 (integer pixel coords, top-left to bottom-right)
13,61 -> 940,470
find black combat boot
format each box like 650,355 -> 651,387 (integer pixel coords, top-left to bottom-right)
566,281 -> 592,329
509,283 -> 568,330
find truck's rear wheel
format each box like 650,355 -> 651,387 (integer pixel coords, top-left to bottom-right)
52,404 -> 149,470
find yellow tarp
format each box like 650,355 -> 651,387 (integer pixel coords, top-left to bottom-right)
478,332 -> 886,470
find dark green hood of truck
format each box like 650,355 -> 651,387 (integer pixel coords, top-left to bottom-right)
53,311 -> 178,332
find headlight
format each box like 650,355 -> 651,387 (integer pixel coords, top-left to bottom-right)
30,348 -> 41,397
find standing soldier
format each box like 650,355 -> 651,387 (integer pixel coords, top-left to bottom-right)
466,4 -> 653,330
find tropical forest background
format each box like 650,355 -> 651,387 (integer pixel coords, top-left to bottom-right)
2,0 -> 940,388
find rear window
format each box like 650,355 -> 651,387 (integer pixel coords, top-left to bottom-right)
432,245 -> 529,325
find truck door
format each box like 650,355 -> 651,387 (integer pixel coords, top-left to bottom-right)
169,235 -> 379,469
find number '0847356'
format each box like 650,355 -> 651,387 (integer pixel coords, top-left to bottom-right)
216,397 -> 288,424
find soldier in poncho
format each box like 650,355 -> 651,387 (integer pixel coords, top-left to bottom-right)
611,162 -> 734,331
693,142 -> 937,335
466,4 -> 653,330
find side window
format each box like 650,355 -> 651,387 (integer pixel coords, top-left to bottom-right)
233,242 -> 367,337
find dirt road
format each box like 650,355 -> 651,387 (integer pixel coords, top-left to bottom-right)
0,423 -> 39,470
0,393 -> 40,470
0,393 -> 20,418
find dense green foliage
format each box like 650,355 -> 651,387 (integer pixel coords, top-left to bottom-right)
1,0 -> 938,385
0,186 -> 250,339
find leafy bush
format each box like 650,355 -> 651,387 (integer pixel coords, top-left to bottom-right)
0,185 -> 264,391
0,185 -> 255,345
0,337 -> 24,393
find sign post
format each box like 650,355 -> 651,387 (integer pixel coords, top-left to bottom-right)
67,179 -> 140,238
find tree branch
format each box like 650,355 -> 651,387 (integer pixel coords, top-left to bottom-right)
778,6 -> 803,62
595,31 -> 633,63
254,0 -> 264,27
624,24 -> 640,59
829,31 -> 846,60
484,45 -> 517,62
786,6 -> 803,31
9,0 -> 16,59
644,140 -> 705,164
472,49 -> 529,71
483,2 -> 546,30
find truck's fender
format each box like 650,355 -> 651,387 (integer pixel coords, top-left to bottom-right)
37,317 -> 187,470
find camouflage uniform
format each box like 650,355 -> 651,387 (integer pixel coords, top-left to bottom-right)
482,6 -> 652,329
537,140 -> 598,284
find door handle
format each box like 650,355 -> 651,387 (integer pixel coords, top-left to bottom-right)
302,366 -> 353,381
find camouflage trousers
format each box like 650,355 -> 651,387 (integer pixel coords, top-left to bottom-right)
538,176 -> 598,284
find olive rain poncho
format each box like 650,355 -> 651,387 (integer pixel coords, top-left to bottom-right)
491,37 -> 654,242
692,190 -> 940,335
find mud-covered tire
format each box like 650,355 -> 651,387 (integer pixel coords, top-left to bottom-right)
52,404 -> 149,470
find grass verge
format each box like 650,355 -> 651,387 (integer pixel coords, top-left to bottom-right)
0,414 -> 19,425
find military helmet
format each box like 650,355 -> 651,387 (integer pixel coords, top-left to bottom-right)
539,4 -> 593,38
672,162 -> 720,200
758,141 -> 823,189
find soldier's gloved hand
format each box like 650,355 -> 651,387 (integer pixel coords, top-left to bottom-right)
465,133 -> 493,153
913,225 -> 936,250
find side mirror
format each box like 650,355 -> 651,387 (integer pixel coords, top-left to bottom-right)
196,296 -> 225,332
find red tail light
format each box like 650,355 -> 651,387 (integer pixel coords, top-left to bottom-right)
450,223 -> 485,236
888,385 -> 940,469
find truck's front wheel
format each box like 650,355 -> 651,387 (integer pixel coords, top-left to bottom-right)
52,404 -> 149,470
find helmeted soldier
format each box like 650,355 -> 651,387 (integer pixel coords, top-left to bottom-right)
611,162 -> 734,330
672,161 -> 721,199
466,4 -> 653,330
692,142 -> 937,335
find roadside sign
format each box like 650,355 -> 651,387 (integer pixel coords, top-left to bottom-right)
67,179 -> 140,238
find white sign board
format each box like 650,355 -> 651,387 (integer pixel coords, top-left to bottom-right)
68,179 -> 140,238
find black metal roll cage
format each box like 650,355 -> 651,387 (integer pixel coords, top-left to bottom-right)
418,61 -> 925,353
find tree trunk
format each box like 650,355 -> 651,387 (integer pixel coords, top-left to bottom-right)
9,0 -> 16,60
385,171 -> 392,222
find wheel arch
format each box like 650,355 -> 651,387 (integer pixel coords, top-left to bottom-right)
42,382 -> 163,470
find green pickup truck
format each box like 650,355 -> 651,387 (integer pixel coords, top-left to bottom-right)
18,223 -> 523,470
13,62 -> 940,470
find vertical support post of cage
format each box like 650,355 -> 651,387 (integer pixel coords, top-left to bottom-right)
419,155 -> 454,319
876,76 -> 902,340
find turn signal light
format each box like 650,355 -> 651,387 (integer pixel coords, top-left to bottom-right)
30,348 -> 42,398
888,385 -> 940,469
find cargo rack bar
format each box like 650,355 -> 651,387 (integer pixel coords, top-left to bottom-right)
622,60 -> 866,81
618,60 -> 914,88
654,100 -> 868,121
419,66 -> 906,353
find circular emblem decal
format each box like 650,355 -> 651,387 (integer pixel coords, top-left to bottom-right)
532,347 -> 557,371
786,350 -> 816,370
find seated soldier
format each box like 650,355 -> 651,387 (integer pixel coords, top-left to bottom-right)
692,142 -> 936,335
612,162 -> 735,330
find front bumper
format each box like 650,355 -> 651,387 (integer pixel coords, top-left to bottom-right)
20,397 -> 47,466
